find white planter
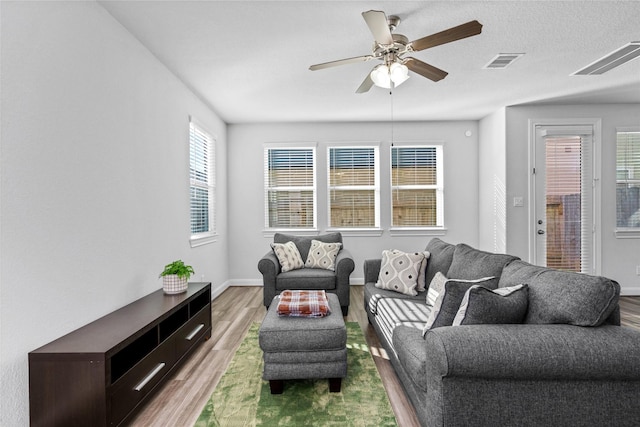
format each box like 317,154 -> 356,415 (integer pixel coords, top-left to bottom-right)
162,275 -> 188,295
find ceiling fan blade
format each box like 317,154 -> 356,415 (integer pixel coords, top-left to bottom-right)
405,57 -> 448,82
356,73 -> 375,93
362,10 -> 393,45
410,20 -> 482,52
309,55 -> 374,71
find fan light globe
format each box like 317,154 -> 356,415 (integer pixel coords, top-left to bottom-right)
370,64 -> 391,88
389,62 -> 410,85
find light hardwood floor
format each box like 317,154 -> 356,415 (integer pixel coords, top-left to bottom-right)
129,287 -> 640,427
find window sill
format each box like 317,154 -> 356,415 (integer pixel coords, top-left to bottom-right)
615,228 -> 640,239
190,233 -> 218,248
262,228 -> 319,238
389,227 -> 447,237
325,228 -> 383,237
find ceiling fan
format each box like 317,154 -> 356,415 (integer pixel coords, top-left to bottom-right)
309,10 -> 482,93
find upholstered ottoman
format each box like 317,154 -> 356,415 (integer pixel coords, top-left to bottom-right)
258,293 -> 347,394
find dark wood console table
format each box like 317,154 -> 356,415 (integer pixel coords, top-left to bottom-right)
29,282 -> 212,427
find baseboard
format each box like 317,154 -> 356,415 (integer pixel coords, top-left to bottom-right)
211,280 -> 231,300
621,286 -> 640,296
227,278 -> 366,287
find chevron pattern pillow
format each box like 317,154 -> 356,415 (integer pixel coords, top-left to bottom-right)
271,241 -> 304,272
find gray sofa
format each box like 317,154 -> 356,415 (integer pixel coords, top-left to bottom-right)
258,232 -> 355,315
364,238 -> 640,427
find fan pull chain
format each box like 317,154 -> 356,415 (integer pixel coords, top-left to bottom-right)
390,88 -> 394,147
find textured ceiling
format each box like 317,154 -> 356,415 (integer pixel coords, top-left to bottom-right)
99,1 -> 640,124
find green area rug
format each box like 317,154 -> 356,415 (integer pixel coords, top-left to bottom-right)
195,322 -> 397,426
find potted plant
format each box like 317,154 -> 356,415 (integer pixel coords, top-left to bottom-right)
159,260 -> 194,295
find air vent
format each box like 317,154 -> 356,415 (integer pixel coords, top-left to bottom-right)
484,53 -> 524,69
573,42 -> 640,75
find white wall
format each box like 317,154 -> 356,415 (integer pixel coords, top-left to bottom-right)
478,107 -> 507,252
505,104 -> 640,294
0,2 -> 228,425
227,121 -> 480,284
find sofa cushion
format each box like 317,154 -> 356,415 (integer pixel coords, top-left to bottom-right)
270,241 -> 304,272
447,243 -> 519,283
375,250 -> 425,296
498,260 -> 620,326
424,238 -> 455,288
452,284 -> 529,326
422,276 -> 498,334
274,232 -> 342,262
305,240 -> 342,271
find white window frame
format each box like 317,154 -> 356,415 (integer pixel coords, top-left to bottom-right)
189,117 -> 217,247
263,143 -> 317,233
389,143 -> 444,234
326,144 -> 380,231
615,127 -> 640,238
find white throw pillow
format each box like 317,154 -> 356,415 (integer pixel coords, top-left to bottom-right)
271,241 -> 304,272
305,240 -> 342,271
375,250 -> 425,296
426,271 -> 448,307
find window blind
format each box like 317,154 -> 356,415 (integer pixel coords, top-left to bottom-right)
328,147 -> 378,228
264,147 -> 315,229
616,131 -> 640,228
189,121 -> 214,235
391,146 -> 443,227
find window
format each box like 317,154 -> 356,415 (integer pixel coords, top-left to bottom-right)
616,129 -> 640,230
391,145 -> 443,228
328,146 -> 379,228
189,118 -> 215,245
264,146 -> 316,229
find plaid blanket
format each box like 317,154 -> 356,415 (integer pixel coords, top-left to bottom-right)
277,290 -> 331,317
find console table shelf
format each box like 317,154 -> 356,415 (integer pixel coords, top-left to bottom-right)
29,282 -> 212,427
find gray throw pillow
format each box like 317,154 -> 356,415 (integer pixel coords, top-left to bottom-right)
422,276 -> 498,335
424,238 -> 455,288
498,260 -> 620,326
452,284 -> 529,326
447,243 -> 519,283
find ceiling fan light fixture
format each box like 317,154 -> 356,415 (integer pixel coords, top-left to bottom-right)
371,62 -> 409,89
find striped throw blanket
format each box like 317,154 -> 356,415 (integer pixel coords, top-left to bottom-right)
277,290 -> 331,317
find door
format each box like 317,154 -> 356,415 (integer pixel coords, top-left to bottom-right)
533,125 -> 595,273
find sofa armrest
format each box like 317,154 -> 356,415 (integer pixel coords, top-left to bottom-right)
258,251 -> 280,306
419,324 -> 640,381
334,249 -> 355,311
363,259 -> 382,284
335,248 -> 355,278
258,251 -> 280,277
393,323 -> 640,392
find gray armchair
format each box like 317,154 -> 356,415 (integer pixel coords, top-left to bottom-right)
258,232 -> 355,316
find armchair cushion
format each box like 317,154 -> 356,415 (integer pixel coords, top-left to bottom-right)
276,267 -> 337,291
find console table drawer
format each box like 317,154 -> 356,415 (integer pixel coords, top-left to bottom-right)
176,307 -> 211,357
109,333 -> 176,424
